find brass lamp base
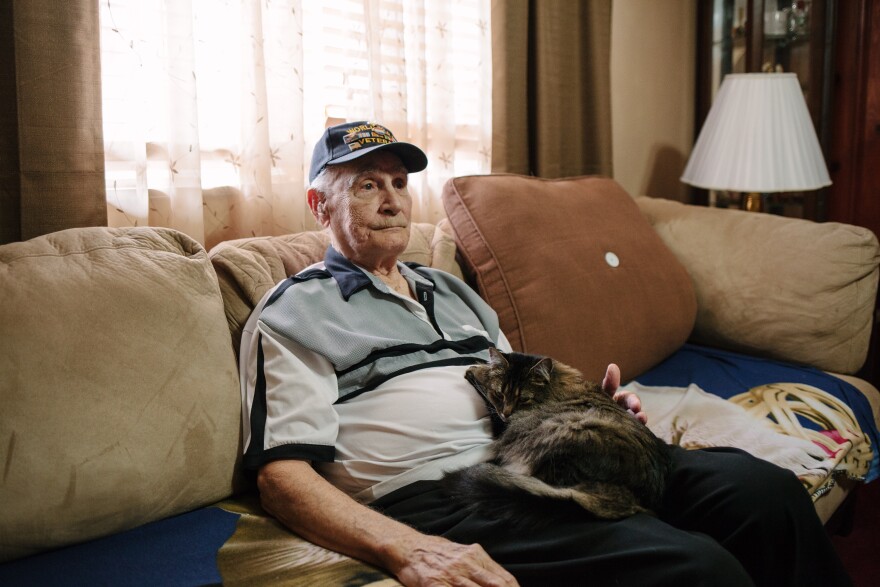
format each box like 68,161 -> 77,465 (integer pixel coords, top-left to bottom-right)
741,192 -> 763,212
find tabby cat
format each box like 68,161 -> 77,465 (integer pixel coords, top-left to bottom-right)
443,348 -> 671,521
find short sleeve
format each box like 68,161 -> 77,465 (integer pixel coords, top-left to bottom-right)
241,317 -> 340,469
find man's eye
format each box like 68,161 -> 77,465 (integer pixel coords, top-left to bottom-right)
362,182 -> 375,190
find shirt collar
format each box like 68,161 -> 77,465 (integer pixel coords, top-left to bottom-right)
323,246 -> 434,301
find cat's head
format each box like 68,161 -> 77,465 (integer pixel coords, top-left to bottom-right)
465,348 -> 556,420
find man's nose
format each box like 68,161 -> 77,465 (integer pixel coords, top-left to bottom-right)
379,184 -> 405,214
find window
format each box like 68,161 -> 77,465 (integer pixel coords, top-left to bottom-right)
99,0 -> 491,246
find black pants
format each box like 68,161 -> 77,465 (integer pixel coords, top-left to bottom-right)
372,447 -> 852,587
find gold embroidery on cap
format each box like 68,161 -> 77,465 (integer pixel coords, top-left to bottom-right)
342,123 -> 396,152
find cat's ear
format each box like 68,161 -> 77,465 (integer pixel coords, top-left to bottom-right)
532,357 -> 553,382
488,346 -> 508,367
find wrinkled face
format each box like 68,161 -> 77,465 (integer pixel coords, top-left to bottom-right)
315,151 -> 412,270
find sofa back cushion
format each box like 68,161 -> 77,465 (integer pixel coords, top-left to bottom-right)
442,174 -> 697,383
636,196 -> 880,374
0,227 -> 241,562
208,222 -> 463,356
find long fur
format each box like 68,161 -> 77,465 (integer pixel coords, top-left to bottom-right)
444,349 -> 671,523
443,463 -> 645,528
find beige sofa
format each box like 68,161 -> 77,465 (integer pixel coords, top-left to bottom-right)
1,175 -> 878,585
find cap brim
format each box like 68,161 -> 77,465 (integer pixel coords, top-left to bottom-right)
328,142 -> 428,175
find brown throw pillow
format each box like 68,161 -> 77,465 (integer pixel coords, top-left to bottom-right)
442,174 -> 697,383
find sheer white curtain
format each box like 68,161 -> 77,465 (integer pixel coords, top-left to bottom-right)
100,0 -> 492,248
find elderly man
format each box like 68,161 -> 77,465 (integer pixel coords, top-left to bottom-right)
239,121 -> 851,587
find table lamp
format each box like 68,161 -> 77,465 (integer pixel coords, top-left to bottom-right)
680,73 -> 831,212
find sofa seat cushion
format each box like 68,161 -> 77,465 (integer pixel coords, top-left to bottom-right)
442,174 -> 697,383
636,197 -> 880,374
0,227 -> 241,563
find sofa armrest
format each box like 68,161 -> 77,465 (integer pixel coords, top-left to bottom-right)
636,197 -> 880,375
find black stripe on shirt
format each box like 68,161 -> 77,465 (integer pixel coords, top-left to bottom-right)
244,334 -> 269,465
335,335 -> 493,378
243,443 -> 336,470
335,356 -> 489,404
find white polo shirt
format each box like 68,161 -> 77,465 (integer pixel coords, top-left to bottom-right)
239,246 -> 511,502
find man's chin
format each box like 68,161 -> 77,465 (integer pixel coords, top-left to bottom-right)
374,228 -> 409,251
371,226 -> 409,242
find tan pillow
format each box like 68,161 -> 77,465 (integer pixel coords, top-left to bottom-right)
208,222 -> 464,356
0,227 -> 242,563
636,196 -> 880,374
442,174 -> 697,383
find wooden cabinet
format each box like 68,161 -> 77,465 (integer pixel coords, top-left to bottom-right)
826,0 -> 880,386
827,0 -> 880,236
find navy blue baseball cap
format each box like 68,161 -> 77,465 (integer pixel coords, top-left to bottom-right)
309,121 -> 428,183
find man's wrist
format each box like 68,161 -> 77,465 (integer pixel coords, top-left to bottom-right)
374,528 -> 414,574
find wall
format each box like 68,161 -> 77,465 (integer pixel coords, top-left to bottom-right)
610,0 -> 695,201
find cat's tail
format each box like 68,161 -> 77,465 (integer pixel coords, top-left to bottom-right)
442,463 -> 646,524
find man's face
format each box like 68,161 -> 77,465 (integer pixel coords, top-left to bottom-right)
319,151 -> 412,270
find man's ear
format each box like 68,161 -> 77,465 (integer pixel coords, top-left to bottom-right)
307,189 -> 330,227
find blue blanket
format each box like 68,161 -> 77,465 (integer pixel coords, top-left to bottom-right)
0,508 -> 238,586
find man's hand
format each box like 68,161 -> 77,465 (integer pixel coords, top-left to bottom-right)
602,363 -> 648,425
393,534 -> 518,587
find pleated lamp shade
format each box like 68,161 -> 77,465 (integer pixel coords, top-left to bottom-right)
680,73 -> 831,193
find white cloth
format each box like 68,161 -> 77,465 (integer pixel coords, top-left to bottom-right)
626,382 -> 837,483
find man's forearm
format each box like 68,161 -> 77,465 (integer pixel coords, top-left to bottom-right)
257,459 -> 418,573
256,459 -> 518,586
